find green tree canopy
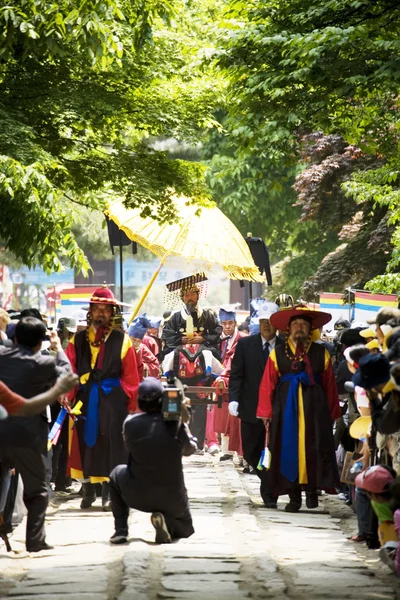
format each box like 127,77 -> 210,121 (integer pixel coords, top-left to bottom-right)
207,0 -> 400,296
0,0 -> 223,274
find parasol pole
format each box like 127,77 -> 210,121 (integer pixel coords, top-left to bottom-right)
128,259 -> 165,324
127,216 -> 192,325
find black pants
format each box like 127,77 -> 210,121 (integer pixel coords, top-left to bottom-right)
189,404 -> 207,450
2,448 -> 48,549
241,420 -> 276,503
109,465 -> 194,539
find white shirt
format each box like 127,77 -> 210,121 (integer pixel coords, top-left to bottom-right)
261,335 -> 276,352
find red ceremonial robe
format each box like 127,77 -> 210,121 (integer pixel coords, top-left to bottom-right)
66,326 -> 139,482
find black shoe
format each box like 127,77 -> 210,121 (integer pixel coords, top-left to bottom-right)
219,454 -> 233,462
264,502 -> 278,509
306,492 -> 318,509
80,496 -> 96,509
285,502 -> 301,513
80,482 -> 96,509
110,529 -> 128,544
151,512 -> 171,544
242,466 -> 250,474
102,482 -> 112,511
26,541 -> 54,553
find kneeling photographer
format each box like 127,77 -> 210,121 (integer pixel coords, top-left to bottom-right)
109,376 -> 197,545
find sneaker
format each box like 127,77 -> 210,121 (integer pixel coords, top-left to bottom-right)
208,445 -> 219,456
110,529 -> 128,544
194,449 -> 204,456
150,512 -> 172,544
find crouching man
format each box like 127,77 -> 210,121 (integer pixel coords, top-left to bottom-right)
109,377 -> 197,544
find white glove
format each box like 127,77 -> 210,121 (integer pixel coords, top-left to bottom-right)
228,401 -> 239,417
0,404 -> 8,420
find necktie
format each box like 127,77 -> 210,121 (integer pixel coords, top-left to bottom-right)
263,342 -> 270,362
221,337 -> 230,360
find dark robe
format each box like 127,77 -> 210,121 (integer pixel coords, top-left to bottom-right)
258,342 -> 341,496
71,330 -> 130,478
162,308 -> 221,358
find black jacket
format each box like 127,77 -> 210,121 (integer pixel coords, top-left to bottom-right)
371,393 -> 400,436
122,412 -> 196,513
0,345 -> 71,450
229,334 -> 283,424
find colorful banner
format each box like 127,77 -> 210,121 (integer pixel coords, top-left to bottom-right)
59,286 -> 98,318
319,293 -> 353,332
354,292 -> 398,324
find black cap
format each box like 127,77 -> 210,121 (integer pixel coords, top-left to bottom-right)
353,353 -> 391,389
138,377 -> 164,402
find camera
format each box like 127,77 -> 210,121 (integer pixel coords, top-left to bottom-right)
161,376 -> 186,421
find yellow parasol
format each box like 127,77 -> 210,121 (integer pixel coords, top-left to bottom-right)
105,196 -> 264,322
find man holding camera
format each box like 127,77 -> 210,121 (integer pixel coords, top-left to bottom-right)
109,377 -> 197,544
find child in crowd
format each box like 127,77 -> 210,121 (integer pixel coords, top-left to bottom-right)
390,476 -> 400,576
355,465 -> 398,572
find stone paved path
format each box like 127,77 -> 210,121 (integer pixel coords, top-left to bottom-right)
0,455 -> 399,600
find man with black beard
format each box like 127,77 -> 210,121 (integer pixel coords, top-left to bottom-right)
66,286 -> 139,511
162,284 -> 221,356
161,282 -> 221,450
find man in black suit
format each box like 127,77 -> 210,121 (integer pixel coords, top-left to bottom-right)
109,377 -> 197,545
229,302 -> 281,508
0,317 -> 71,552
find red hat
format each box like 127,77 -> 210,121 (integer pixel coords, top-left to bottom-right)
89,286 -> 117,306
355,465 -> 394,494
270,306 -> 331,332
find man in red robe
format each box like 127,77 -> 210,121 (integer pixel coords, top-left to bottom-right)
128,316 -> 160,380
211,307 -> 243,459
142,316 -> 162,359
257,307 -> 341,512
66,286 -> 139,511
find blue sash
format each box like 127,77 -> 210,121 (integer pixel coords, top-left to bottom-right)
279,371 -> 311,482
82,378 -> 120,448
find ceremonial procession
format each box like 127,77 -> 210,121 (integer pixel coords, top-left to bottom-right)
1,1 -> 400,599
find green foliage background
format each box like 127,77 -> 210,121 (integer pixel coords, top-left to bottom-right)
1,0 -> 400,300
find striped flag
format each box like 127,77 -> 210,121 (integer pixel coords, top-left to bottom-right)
354,292 -> 398,324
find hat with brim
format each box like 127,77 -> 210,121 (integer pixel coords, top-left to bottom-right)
360,327 -> 376,339
367,307 -> 400,325
270,307 -> 331,331
258,302 -> 279,321
90,286 -> 117,306
366,339 -> 379,350
349,416 -> 372,440
58,317 -> 77,333
355,465 -> 394,494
